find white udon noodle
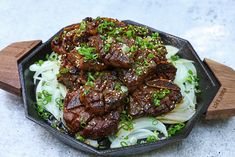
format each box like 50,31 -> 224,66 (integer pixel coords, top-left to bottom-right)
30,46 -> 197,148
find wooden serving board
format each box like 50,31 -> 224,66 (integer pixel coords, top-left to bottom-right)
0,41 -> 235,120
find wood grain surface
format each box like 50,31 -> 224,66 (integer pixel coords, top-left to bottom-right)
0,40 -> 42,96
204,58 -> 235,120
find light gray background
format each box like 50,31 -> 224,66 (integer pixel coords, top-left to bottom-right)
0,0 -> 234,157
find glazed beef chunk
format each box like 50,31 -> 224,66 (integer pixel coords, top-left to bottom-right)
63,89 -> 123,139
80,72 -> 128,115
128,79 -> 182,118
79,110 -> 121,139
63,90 -> 93,133
52,17 -> 184,139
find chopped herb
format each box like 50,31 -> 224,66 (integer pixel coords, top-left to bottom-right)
130,45 -> 137,52
184,90 -> 190,94
153,99 -> 160,106
120,111 -> 133,131
146,135 -> 157,143
85,72 -> 95,87
75,133 -> 85,142
76,46 -> 98,61
37,90 -> 52,106
83,89 -> 90,95
100,35 -> 106,40
124,136 -> 129,140
152,89 -> 171,106
80,117 -> 86,128
170,55 -> 180,61
143,59 -> 149,66
126,30 -> 133,38
151,32 -> 159,39
114,82 -> 122,91
120,141 -> 128,147
168,123 -> 185,137
53,36 -> 59,41
55,97 -> 64,110
59,67 -> 69,74
116,36 -> 123,42
35,60 -> 44,66
48,53 -> 58,61
98,20 -> 115,33
42,81 -> 49,86
80,20 -> 86,30
188,69 -> 193,75
135,67 -> 143,76
147,53 -> 155,59
104,43 -> 111,53
36,90 -> 52,119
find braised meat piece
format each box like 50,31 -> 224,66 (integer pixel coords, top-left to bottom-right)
63,91 -> 93,133
118,45 -> 167,92
99,37 -> 135,68
128,79 -> 182,118
155,62 -> 176,81
79,110 -> 121,139
80,72 -> 128,115
63,90 -> 122,139
67,49 -> 108,71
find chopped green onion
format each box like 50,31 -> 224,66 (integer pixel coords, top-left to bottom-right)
151,32 -> 159,39
75,133 -> 85,142
167,123 -> 185,137
147,53 -> 155,59
59,67 -> 69,74
130,45 -> 137,52
55,97 -> 64,110
146,135 -> 157,143
120,141 -> 128,147
76,46 -> 98,61
35,60 -> 44,66
135,67 -> 143,76
170,55 -> 180,61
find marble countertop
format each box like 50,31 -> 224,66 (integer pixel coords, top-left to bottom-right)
0,0 -> 234,157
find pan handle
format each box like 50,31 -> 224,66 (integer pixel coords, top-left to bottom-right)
0,40 -> 42,96
203,58 -> 235,120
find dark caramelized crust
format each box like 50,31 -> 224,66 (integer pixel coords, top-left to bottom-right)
52,17 -> 182,139
128,79 -> 182,118
80,72 -> 128,115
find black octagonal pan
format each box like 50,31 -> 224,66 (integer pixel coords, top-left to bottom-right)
0,20 -> 234,156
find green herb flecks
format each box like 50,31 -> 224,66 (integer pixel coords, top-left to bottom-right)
185,70 -> 201,93
167,123 -> 185,137
135,67 -> 143,76
76,46 -> 98,61
75,133 -> 85,142
152,89 -> 171,106
120,110 -> 133,131
35,60 -> 44,66
170,55 -> 180,61
98,20 -> 115,33
85,72 -> 95,87
104,43 -> 111,53
151,32 -> 159,39
120,141 -> 128,147
55,97 -> 64,111
146,135 -> 158,143
36,90 -> 53,119
60,67 -> 69,74
147,53 -> 155,59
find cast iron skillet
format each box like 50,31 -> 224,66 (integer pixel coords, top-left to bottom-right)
18,20 -> 220,156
